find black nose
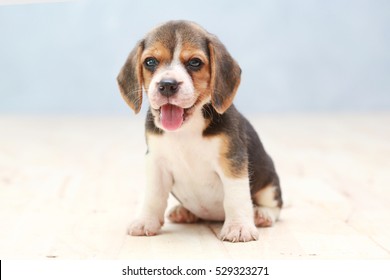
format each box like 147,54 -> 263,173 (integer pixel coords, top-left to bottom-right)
158,79 -> 179,97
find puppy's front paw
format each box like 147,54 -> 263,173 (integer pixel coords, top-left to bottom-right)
128,217 -> 163,236
219,221 -> 259,242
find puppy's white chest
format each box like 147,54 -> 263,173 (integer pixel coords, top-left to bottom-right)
149,131 -> 225,221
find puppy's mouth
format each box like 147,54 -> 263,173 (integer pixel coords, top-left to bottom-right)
158,103 -> 195,131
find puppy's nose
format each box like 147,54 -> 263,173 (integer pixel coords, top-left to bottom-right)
158,79 -> 179,97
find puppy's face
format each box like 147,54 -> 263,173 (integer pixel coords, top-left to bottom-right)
117,21 -> 241,131
141,25 -> 212,131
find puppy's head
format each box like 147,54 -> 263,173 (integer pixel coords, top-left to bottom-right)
117,20 -> 241,131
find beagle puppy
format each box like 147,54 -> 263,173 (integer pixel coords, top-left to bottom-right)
117,20 -> 282,242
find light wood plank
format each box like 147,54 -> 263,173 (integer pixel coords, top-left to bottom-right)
0,114 -> 389,259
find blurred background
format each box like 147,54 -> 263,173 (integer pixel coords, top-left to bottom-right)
0,0 -> 389,115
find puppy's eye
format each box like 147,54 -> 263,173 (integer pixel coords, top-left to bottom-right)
144,57 -> 159,70
187,58 -> 203,71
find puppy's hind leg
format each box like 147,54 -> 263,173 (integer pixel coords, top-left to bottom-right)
252,184 -> 282,227
168,205 -> 200,223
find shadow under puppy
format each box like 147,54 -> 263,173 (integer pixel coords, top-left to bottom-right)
117,20 -> 282,242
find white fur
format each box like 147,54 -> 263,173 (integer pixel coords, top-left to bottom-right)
148,109 -> 224,221
128,108 -> 259,241
254,184 -> 279,208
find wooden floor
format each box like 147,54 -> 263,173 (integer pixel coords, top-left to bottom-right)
0,113 -> 389,259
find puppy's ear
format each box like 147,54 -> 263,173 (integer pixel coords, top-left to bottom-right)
117,40 -> 144,114
208,36 -> 241,114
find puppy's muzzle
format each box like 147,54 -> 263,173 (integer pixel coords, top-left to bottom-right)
158,79 -> 180,97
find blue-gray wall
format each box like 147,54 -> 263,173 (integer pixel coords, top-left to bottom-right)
0,0 -> 389,115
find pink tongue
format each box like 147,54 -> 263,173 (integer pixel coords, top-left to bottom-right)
160,104 -> 184,131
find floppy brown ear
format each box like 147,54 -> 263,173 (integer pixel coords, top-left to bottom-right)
208,36 -> 241,114
117,40 -> 144,114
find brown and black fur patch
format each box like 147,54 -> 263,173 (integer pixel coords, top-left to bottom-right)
207,37 -> 241,114
202,103 -> 282,207
117,41 -> 144,113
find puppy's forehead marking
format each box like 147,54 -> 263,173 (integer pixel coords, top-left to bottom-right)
172,32 -> 183,63
144,23 -> 177,56
144,21 -> 209,60
142,41 -> 171,62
